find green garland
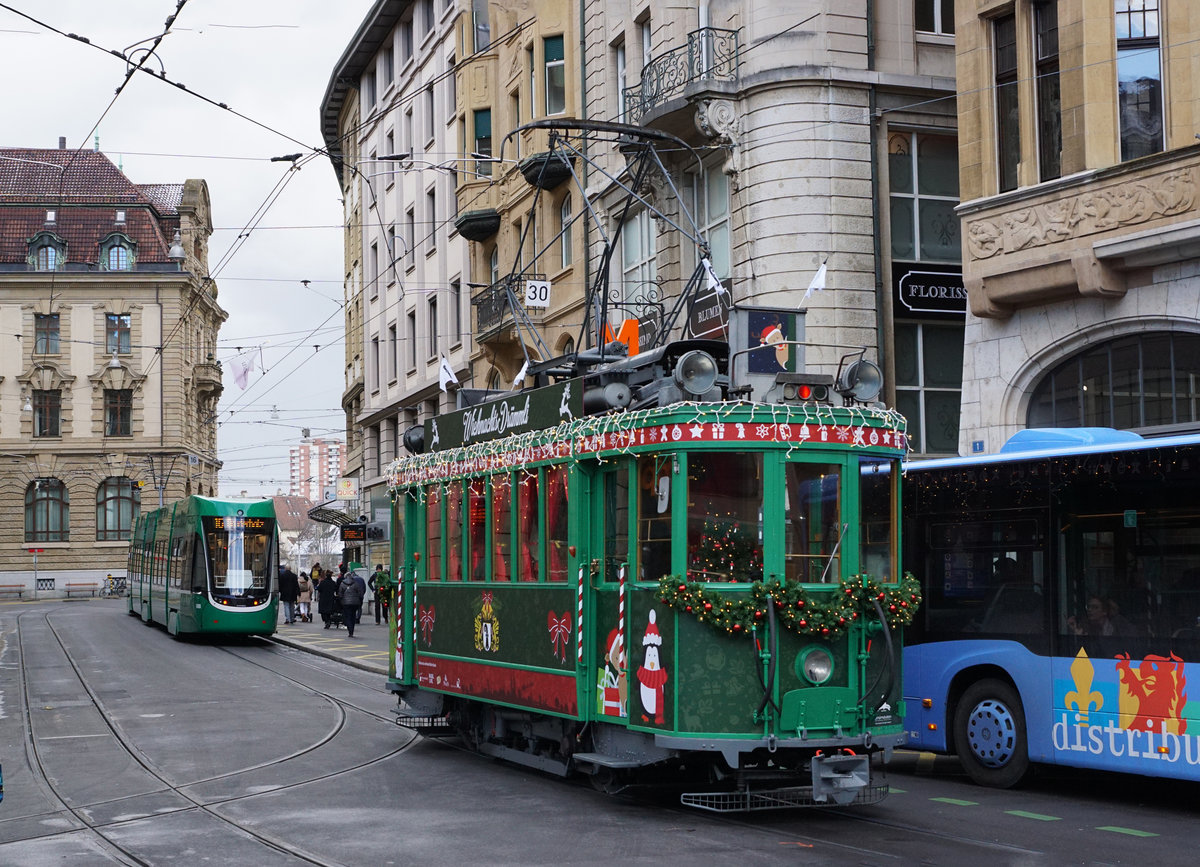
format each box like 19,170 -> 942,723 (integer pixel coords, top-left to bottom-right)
657,573 -> 922,637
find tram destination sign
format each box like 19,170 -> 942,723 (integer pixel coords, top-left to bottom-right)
429,380 -> 584,452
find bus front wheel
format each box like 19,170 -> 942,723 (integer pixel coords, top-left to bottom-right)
953,679 -> 1029,788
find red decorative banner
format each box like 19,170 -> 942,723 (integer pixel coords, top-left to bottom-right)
415,656 -> 578,716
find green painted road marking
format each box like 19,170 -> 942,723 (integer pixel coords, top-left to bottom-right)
930,797 -> 978,806
888,787 -> 906,794
1097,826 -> 1158,838
1006,810 -> 1061,822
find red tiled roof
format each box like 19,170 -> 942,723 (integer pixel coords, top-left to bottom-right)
138,183 -> 184,215
0,148 -> 156,205
0,149 -> 180,265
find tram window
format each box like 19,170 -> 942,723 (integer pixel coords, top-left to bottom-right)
492,474 -> 512,581
468,479 -> 487,580
687,453 -> 764,583
517,472 -> 540,581
638,455 -> 673,582
859,457 -> 897,581
446,482 -> 464,581
784,462 -> 841,583
425,484 -> 442,581
191,535 -> 207,592
546,465 -> 569,582
603,466 -> 630,583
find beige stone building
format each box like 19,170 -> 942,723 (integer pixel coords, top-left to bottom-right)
956,0 -> 1200,451
0,146 -> 224,592
454,0 -> 585,386
571,1 -> 960,452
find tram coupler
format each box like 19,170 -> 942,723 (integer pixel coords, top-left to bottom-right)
811,750 -> 870,805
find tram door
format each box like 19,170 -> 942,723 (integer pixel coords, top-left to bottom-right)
590,462 -> 632,723
395,492 -> 414,683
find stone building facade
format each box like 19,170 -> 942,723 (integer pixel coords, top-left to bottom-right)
0,146 -> 224,591
454,0 -> 585,387
955,0 -> 1200,452
574,1 -> 960,453
321,0 -> 472,569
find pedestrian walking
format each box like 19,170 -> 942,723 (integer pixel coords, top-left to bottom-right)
278,564 -> 300,624
316,570 -> 339,628
338,567 -> 367,638
297,571 -> 313,622
368,564 -> 390,625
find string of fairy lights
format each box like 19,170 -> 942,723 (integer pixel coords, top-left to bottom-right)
384,400 -> 907,499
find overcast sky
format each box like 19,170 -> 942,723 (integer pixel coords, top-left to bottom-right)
1,0 -> 372,497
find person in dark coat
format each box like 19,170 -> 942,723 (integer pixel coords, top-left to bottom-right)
338,568 -> 367,638
278,565 -> 300,624
316,572 -> 339,628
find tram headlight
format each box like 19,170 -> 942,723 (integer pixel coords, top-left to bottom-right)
672,350 -> 718,397
798,646 -> 834,685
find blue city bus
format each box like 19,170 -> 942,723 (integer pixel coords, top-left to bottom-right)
902,428 -> 1200,787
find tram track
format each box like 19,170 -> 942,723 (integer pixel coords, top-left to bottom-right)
9,608 -> 417,865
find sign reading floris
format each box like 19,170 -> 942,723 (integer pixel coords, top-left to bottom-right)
657,574 -> 922,637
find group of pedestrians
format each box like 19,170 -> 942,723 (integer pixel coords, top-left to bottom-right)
279,561 -> 386,639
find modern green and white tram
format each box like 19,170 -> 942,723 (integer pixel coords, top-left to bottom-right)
128,496 -> 279,637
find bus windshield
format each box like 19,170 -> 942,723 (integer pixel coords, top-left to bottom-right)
202,515 -> 274,599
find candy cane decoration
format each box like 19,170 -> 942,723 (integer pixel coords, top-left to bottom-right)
618,564 -> 626,675
576,566 -> 585,663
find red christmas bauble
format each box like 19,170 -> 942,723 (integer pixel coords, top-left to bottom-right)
704,602 -> 713,612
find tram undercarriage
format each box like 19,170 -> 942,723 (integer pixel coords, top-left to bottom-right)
392,688 -> 894,811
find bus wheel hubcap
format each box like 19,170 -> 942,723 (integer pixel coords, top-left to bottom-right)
966,699 -> 1015,768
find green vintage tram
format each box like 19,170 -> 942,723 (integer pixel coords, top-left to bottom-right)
128,496 -> 279,637
385,341 -> 917,810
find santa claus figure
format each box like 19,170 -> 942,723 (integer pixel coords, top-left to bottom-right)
637,609 -> 668,724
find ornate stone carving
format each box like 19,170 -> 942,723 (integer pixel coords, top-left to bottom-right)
965,167 -> 1197,261
695,98 -> 739,146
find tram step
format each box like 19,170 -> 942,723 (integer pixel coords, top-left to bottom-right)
571,751 -> 649,769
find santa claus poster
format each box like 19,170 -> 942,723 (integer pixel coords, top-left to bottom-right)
745,309 -> 799,375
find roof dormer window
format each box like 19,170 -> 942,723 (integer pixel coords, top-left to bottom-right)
99,233 -> 136,272
28,231 -> 66,271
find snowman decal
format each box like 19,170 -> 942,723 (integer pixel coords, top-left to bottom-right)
636,609 -> 668,724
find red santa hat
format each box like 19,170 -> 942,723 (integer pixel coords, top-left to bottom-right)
643,609 -> 662,646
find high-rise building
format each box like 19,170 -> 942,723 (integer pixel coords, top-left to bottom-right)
289,437 -> 346,501
0,144 -> 224,592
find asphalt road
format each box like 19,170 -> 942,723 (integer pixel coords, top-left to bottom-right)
0,600 -> 1192,865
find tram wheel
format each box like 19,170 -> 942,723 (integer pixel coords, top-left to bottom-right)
953,678 -> 1030,788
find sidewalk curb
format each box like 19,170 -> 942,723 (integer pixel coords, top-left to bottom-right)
267,631 -> 390,676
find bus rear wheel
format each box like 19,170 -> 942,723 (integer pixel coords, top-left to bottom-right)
953,679 -> 1029,788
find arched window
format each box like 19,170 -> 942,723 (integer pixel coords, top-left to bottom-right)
25,478 -> 69,543
559,194 -> 572,270
29,232 -> 66,271
1028,332 -> 1200,430
96,476 -> 140,541
108,245 -> 129,270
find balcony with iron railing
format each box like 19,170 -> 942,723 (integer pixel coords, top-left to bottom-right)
622,28 -> 740,127
472,274 -> 547,342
